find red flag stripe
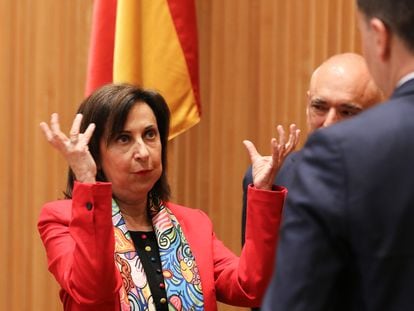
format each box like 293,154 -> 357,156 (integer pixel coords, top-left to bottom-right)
85,0 -> 117,96
166,0 -> 201,113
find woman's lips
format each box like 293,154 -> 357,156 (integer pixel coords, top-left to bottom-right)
134,170 -> 151,175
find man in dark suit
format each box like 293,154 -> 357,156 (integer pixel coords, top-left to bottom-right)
241,53 -> 383,247
262,0 -> 414,310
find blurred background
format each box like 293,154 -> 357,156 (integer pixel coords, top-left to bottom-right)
0,0 -> 361,310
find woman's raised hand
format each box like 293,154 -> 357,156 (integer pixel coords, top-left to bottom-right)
40,113 -> 97,183
243,124 -> 300,190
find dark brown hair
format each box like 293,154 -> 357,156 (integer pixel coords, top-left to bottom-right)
357,0 -> 414,52
65,83 -> 171,203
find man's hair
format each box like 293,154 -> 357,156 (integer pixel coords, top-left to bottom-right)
357,0 -> 414,52
65,83 -> 171,204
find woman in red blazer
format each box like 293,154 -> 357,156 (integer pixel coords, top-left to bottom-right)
38,83 -> 299,311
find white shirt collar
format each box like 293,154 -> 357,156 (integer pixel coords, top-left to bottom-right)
396,72 -> 414,88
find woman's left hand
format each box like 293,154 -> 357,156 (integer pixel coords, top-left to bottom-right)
243,124 -> 300,190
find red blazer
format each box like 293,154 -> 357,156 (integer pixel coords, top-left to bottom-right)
38,182 -> 286,311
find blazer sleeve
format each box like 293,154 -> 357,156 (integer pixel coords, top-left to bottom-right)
214,185 -> 287,307
37,182 -> 122,306
262,131 -> 349,311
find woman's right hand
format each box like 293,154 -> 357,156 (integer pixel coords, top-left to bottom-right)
40,113 -> 97,183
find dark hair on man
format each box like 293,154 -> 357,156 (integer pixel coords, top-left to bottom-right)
357,0 -> 414,52
65,83 -> 171,204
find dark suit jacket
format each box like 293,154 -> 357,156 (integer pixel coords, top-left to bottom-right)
262,78 -> 414,311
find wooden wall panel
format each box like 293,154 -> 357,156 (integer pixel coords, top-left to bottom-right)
0,0 -> 359,310
0,1 -> 94,310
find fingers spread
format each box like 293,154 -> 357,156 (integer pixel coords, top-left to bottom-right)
83,123 -> 96,143
50,113 -> 61,134
69,114 -> 83,143
276,125 -> 286,146
39,122 -> 53,141
271,137 -> 280,166
243,140 -> 260,162
289,124 -> 301,151
48,113 -> 68,145
294,129 -> 301,147
285,124 -> 297,153
40,113 -> 90,152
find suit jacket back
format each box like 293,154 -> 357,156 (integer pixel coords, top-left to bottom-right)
263,79 -> 414,311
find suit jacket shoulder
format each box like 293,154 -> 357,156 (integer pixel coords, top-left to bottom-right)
263,79 -> 414,311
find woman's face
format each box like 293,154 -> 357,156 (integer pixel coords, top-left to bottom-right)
100,102 -> 162,205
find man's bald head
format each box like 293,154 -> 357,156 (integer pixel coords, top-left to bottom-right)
306,53 -> 383,132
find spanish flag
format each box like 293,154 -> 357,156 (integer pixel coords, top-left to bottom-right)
85,0 -> 201,139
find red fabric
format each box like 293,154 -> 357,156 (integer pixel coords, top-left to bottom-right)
38,182 -> 122,310
38,183 -> 285,310
166,0 -> 201,113
85,0 -> 117,97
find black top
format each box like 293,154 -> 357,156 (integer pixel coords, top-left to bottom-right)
129,231 -> 168,311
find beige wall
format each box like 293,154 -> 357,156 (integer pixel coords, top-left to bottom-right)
0,0 -> 360,310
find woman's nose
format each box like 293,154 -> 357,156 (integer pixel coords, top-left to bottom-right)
133,141 -> 149,160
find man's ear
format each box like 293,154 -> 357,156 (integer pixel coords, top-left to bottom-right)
370,18 -> 391,61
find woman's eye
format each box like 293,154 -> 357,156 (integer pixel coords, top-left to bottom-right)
116,134 -> 130,143
145,129 -> 157,139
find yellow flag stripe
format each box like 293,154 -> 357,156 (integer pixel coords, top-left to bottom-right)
114,0 -> 200,139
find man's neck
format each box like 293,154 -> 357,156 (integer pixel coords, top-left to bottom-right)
389,39 -> 414,92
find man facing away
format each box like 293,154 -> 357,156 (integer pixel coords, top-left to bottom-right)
262,0 -> 414,310
242,53 -> 383,248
